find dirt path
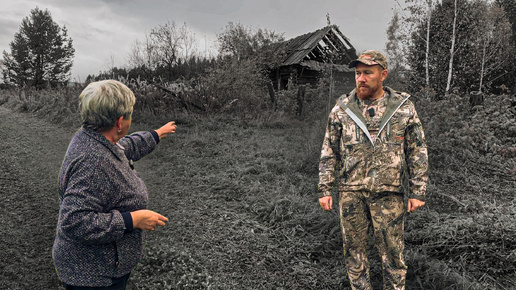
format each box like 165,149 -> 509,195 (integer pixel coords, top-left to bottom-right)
0,106 -> 332,289
0,106 -> 78,288
3,104 -> 507,289
1,104 -> 418,289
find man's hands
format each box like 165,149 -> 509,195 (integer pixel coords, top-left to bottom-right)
131,210 -> 169,231
319,196 -> 333,211
407,198 -> 425,213
155,121 -> 177,140
319,196 -> 425,213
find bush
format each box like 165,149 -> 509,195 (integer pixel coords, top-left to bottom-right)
0,86 -> 82,126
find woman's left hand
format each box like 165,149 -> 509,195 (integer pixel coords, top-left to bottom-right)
131,210 -> 169,231
155,121 -> 177,139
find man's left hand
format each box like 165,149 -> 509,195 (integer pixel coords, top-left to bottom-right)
407,198 -> 425,213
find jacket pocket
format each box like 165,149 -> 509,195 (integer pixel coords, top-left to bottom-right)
339,143 -> 369,186
376,141 -> 405,187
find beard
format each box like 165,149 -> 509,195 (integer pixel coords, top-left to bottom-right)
356,83 -> 381,100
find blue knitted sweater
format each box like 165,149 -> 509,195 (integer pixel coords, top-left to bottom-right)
53,127 -> 158,286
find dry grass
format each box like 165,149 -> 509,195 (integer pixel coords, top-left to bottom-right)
1,87 -> 514,289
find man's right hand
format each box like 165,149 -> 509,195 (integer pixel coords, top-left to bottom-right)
319,196 -> 333,211
131,210 -> 169,231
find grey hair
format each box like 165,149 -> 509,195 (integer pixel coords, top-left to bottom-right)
79,80 -> 135,131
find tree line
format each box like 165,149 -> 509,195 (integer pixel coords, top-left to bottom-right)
1,1 -> 515,113
386,0 -> 515,97
1,7 -> 74,89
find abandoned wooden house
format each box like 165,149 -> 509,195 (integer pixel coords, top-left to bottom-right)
269,25 -> 358,95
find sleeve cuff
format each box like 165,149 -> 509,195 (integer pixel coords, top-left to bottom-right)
409,194 -> 425,201
121,211 -> 133,233
318,191 -> 332,199
151,131 -> 160,144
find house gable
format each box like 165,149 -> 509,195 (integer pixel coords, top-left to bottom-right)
270,25 -> 358,93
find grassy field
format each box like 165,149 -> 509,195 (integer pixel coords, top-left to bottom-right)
1,88 -> 515,289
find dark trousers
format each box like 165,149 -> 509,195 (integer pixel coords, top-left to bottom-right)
64,273 -> 130,290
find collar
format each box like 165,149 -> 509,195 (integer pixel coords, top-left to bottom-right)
80,127 -> 126,162
338,87 -> 410,146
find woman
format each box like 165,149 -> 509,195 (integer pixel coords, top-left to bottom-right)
53,80 -> 176,289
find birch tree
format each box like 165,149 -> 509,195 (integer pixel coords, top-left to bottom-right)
423,0 -> 434,87
495,0 -> 516,92
398,0 -> 513,95
444,0 -> 458,95
388,0 -> 438,89
472,1 -> 513,93
385,10 -> 406,88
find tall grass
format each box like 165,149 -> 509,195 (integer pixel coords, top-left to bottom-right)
0,86 -> 81,126
1,85 -> 514,289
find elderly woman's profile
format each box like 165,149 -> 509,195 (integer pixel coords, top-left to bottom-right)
53,80 -> 176,289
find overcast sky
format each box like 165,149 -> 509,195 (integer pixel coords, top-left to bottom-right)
1,0 -> 399,82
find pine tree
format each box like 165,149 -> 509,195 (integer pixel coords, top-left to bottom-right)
2,7 -> 74,89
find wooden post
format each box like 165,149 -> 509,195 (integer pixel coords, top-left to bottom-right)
267,82 -> 276,109
469,91 -> 484,107
296,85 -> 306,116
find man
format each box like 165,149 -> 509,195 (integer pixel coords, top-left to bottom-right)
318,50 -> 428,290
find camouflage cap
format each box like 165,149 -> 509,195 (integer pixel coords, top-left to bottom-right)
349,50 -> 388,70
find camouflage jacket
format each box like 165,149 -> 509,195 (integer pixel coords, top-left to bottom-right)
318,86 -> 428,200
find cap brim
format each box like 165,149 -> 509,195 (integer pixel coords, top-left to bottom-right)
348,60 -> 361,68
348,59 -> 384,69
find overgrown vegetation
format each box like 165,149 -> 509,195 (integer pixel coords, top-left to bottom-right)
1,83 -> 515,288
408,90 -> 516,289
1,0 -> 515,288
84,21 -> 290,117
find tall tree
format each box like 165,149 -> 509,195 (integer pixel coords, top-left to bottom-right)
217,22 -> 285,70
2,7 -> 74,89
496,0 -> 516,49
495,0 -> 516,92
388,0 -> 439,90
385,10 -> 406,88
407,0 -> 508,95
444,0 -> 458,95
127,21 -> 199,81
423,0 -> 435,88
471,1 -> 513,93
197,22 -> 285,113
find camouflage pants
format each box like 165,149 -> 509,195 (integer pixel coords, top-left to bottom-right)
339,191 -> 406,290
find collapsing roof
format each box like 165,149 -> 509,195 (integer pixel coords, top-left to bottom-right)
270,25 -> 358,91
280,25 -> 357,71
